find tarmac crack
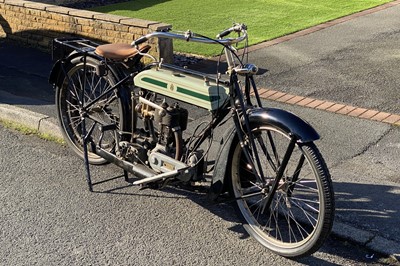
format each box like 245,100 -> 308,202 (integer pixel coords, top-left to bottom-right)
330,126 -> 394,170
363,234 -> 376,246
350,127 -> 393,159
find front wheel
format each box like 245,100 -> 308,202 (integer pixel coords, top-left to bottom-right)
229,125 -> 334,258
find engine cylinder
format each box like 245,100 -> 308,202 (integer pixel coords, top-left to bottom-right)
154,103 -> 188,131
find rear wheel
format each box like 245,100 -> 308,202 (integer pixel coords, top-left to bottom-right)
57,58 -> 124,164
229,125 -> 334,258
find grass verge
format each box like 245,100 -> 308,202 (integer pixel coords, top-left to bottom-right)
93,0 -> 393,56
0,119 -> 65,145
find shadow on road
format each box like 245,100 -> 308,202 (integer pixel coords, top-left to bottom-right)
84,167 -> 394,264
334,181 -> 399,242
0,14 -> 112,106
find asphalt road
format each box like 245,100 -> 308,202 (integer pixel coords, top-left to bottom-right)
0,124 -> 389,266
251,4 -> 400,115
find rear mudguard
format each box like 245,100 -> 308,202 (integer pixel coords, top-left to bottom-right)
49,52 -> 105,89
208,107 -> 320,201
48,59 -> 63,88
49,53 -> 132,132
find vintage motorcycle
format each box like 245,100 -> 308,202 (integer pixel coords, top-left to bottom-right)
49,24 -> 334,258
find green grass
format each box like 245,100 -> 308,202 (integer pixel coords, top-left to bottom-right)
0,119 -> 65,145
93,0 -> 392,56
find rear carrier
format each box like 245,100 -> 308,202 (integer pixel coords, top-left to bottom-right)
51,37 -> 100,62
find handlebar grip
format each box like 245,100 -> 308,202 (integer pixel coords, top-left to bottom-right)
217,24 -> 246,39
131,36 -> 148,46
217,28 -> 233,39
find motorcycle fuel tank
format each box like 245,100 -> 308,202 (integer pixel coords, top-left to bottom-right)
134,67 -> 229,110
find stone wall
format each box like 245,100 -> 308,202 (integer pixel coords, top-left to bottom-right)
0,0 -> 173,62
27,0 -> 82,5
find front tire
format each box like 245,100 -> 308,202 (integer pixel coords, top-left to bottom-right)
56,58 -> 125,165
229,125 -> 334,258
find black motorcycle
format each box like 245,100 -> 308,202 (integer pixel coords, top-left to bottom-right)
49,24 -> 334,258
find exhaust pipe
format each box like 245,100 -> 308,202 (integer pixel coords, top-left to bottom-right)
95,147 -> 156,179
132,167 -> 188,186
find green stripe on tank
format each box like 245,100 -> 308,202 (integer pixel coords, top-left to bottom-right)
177,86 -> 220,102
141,77 -> 168,89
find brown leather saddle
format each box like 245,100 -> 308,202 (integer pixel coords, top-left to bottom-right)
95,43 -> 151,61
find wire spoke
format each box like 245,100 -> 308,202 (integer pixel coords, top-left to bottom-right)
256,134 -> 277,172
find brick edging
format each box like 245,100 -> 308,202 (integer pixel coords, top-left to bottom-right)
254,88 -> 400,126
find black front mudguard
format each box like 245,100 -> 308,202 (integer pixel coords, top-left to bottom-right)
208,107 -> 320,201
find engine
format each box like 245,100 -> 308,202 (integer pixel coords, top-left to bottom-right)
116,94 -> 204,182
130,96 -> 192,173
135,97 -> 188,145
153,101 -> 188,144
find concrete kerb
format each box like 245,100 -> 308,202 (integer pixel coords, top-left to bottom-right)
0,103 -> 62,139
332,221 -> 400,261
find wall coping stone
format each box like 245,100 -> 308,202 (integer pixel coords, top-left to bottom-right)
4,0 -> 26,6
119,18 -> 158,28
93,13 -> 136,24
24,2 -> 48,9
45,6 -> 73,14
68,9 -> 99,19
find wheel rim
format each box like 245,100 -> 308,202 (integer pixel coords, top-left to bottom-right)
59,63 -> 122,161
231,126 -> 325,250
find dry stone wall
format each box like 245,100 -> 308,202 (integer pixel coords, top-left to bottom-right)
0,0 -> 173,62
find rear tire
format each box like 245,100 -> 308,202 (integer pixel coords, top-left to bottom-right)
229,125 -> 334,258
56,58 -> 124,165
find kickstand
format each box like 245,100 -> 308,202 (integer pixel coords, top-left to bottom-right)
124,170 -> 129,182
82,117 -> 93,192
82,121 -> 132,191
80,51 -> 93,192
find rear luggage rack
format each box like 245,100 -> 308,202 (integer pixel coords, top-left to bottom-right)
52,37 -> 101,61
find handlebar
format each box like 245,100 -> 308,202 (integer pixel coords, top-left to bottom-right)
131,24 -> 247,46
216,24 -> 247,39
132,35 -> 149,46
